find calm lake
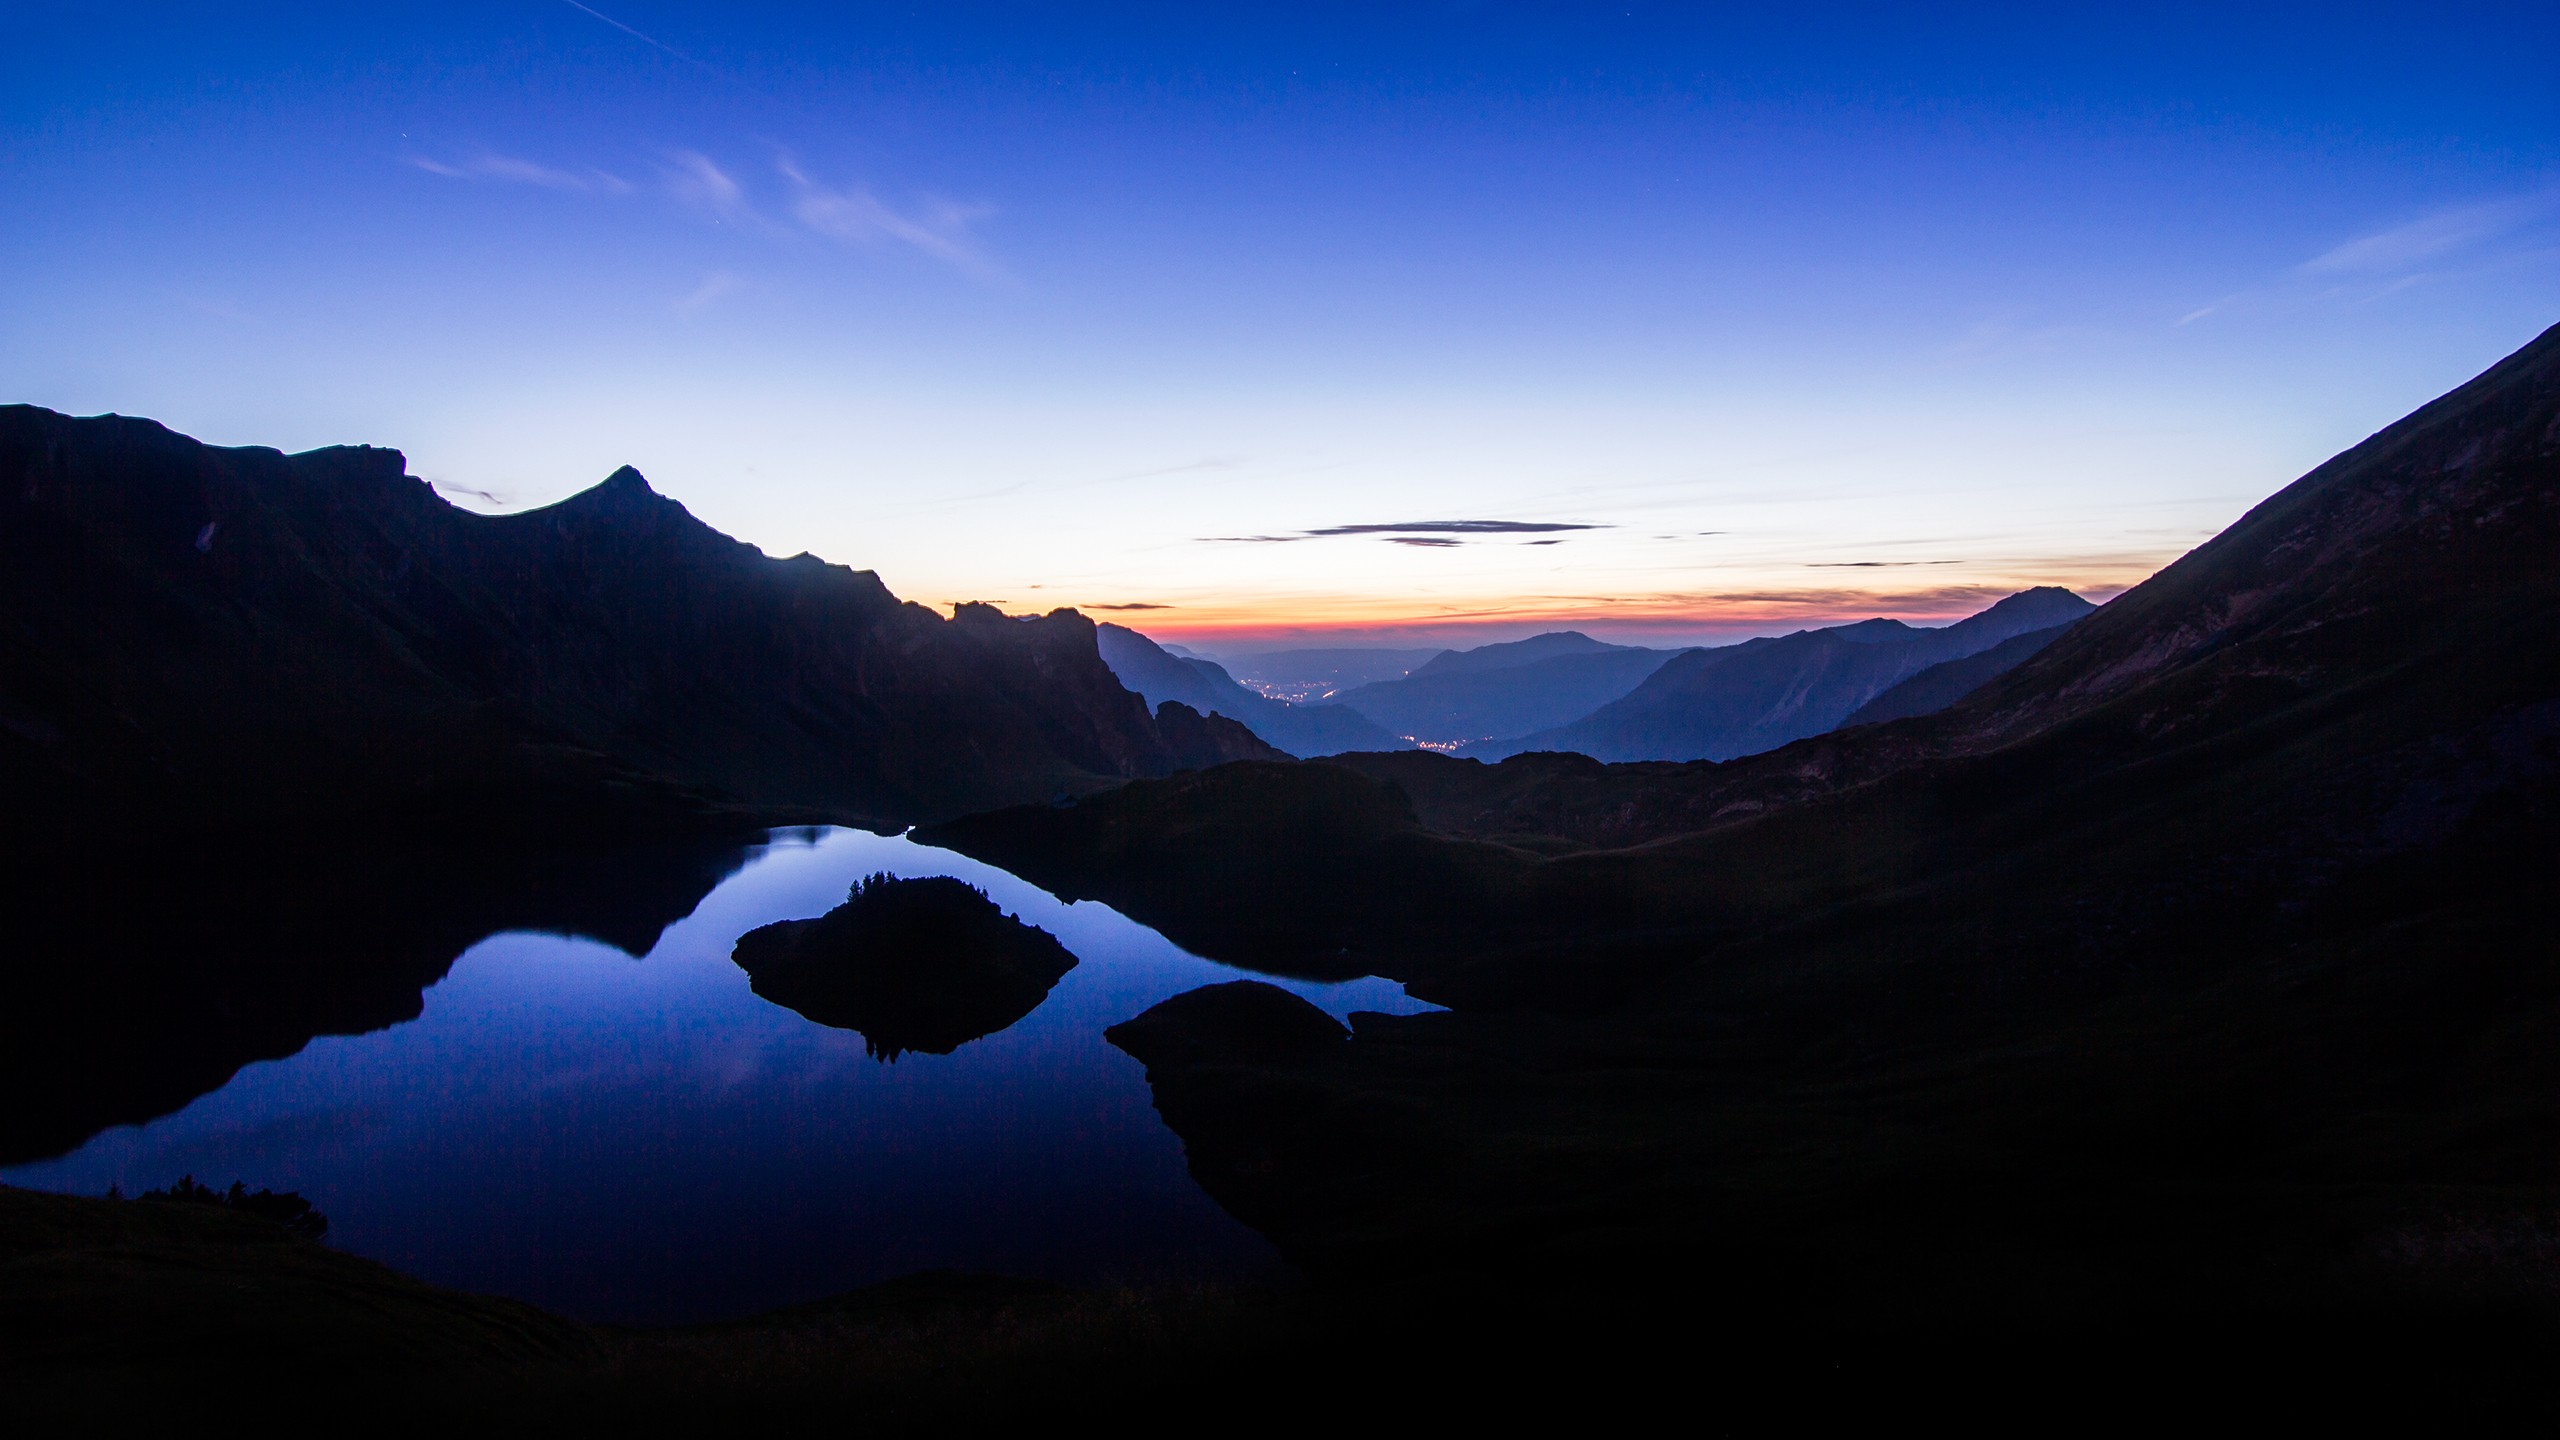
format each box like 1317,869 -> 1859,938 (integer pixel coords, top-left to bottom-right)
1,827 -> 1434,1324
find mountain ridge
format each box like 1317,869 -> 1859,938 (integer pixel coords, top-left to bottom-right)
0,405 -> 1274,841
1468,585 -> 2094,761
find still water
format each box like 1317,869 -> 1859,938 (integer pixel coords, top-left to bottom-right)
1,827 -> 1433,1324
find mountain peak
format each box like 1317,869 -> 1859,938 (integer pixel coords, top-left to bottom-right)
536,464 -> 676,523
598,465 -> 655,496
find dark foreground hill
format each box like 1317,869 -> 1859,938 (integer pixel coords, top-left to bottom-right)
1472,586 -> 2094,761
923,321 -> 2560,1340
0,406 -> 1272,844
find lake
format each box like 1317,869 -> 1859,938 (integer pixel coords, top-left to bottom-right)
0,826 -> 1435,1324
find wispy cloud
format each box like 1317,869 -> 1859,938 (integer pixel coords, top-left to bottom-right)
411,154 -> 630,193
557,0 -> 704,67
2300,195 -> 2550,276
1386,537 -> 1464,547
1806,559 -> 1964,568
664,150 -> 754,220
2183,188 -> 2560,326
429,479 -> 510,506
1312,519 -> 1602,537
1208,519 -> 1605,543
1942,313 -> 2105,363
414,138 -> 1003,274
779,160 -> 996,275
1089,602 -> 1174,611
675,270 -> 742,312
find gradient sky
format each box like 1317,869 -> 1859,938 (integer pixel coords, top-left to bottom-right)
7,3 -> 2556,647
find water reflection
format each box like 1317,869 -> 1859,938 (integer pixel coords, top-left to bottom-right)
0,831 -> 757,1165
1,828 -> 1434,1324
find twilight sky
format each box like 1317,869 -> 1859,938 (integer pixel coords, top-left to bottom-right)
6,3 -> 2556,647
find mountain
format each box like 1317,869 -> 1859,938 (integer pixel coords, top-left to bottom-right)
1835,620 -> 2077,727
1403,630 -> 1631,678
1096,623 -> 1409,757
1472,587 -> 2094,761
0,406 -> 1273,842
1217,647 -> 1446,702
920,320 -> 2560,1327
1326,632 -> 1684,748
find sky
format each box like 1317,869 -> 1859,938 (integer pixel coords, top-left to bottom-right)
5,3 -> 2556,649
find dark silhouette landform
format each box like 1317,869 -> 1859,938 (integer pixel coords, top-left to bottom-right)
0,405 -> 1274,848
133,1176 -> 329,1241
10,323 -> 2559,1419
923,322 -> 2560,1330
731,873 -> 1079,1059
1096,623 -> 1409,756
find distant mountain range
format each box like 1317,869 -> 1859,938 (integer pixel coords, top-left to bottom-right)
1130,595 -> 2095,760
0,406 -> 1274,842
1467,587 -> 2095,761
1216,647 -> 1445,703
1097,624 -> 1408,757
1328,633 -> 1684,748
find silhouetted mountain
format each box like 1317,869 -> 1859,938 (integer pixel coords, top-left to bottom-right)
1405,630 -> 1631,677
922,321 -> 2560,1327
1835,620 -> 2077,727
1472,587 -> 2093,761
1326,632 -> 1684,748
1097,623 -> 1408,757
0,407 -> 1273,840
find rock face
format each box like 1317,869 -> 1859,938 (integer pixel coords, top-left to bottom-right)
732,874 -> 1078,1059
0,408 -> 1275,841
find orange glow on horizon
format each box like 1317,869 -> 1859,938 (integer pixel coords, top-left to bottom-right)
1047,568 -> 2152,650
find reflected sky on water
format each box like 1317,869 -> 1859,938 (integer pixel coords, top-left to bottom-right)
2,827 -> 1435,1324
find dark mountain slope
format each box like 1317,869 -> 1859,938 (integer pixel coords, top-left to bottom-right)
0,406 -> 1270,838
1836,620 -> 2076,727
923,321 -> 2560,1318
1403,630 -> 1628,678
1331,639 -> 1682,749
1097,623 -> 1406,757
1480,587 -> 2092,762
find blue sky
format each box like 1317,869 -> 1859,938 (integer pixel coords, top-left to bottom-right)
6,2 -> 2555,645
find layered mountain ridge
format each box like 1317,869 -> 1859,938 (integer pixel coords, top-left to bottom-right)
1471,585 -> 2095,761
0,405 -> 1272,841
1096,623 -> 1408,757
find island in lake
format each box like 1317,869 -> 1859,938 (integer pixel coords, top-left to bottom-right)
733,873 -> 1081,1059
